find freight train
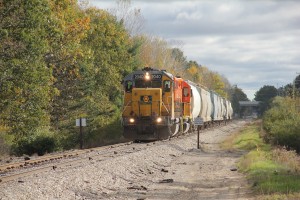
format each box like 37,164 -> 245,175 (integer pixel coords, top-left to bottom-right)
121,67 -> 233,141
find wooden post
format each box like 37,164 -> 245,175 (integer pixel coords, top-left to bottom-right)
80,117 -> 83,149
197,125 -> 200,149
76,118 -> 86,149
194,117 -> 203,149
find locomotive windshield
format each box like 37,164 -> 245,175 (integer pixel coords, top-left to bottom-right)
135,80 -> 162,88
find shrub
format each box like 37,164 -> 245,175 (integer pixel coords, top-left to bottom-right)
84,116 -> 124,148
263,97 -> 300,153
11,128 -> 57,156
272,148 -> 300,173
0,134 -> 10,156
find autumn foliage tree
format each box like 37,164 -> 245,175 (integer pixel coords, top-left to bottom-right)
80,8 -> 136,147
44,0 -> 91,148
0,0 -> 137,153
184,61 -> 229,98
0,0 -> 235,155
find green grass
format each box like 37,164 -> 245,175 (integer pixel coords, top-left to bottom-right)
233,125 -> 267,151
222,123 -> 270,152
223,122 -> 300,198
240,150 -> 300,194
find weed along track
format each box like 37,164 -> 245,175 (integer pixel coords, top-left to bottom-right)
0,121 -> 253,199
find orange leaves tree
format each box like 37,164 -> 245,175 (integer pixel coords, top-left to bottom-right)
79,8 -> 136,147
0,0 -> 138,152
184,61 -> 229,98
45,0 -> 91,146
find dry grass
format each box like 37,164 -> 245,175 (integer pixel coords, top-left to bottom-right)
0,135 -> 10,158
272,147 -> 300,173
256,193 -> 300,200
0,125 -> 11,157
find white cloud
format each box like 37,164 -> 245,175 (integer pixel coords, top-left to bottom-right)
90,0 -> 300,99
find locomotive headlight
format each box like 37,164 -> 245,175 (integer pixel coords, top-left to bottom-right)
129,118 -> 135,123
156,117 -> 162,123
145,72 -> 150,80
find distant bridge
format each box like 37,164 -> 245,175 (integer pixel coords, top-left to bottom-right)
239,101 -> 260,118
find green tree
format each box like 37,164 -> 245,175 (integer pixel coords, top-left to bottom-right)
255,85 -> 277,115
184,61 -> 230,98
0,0 -> 52,139
277,75 -> 300,98
220,74 -> 232,99
293,75 -> 300,98
171,48 -> 187,75
44,0 -> 91,148
185,61 -> 202,83
263,97 -> 300,153
295,75 -> 300,90
230,85 -> 249,115
211,73 -> 226,97
80,8 -> 136,147
277,84 -> 291,97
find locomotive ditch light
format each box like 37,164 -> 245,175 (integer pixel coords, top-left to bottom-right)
145,72 -> 150,80
156,117 -> 162,123
129,118 -> 135,123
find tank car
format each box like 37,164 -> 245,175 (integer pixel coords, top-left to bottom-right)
186,80 -> 212,129
224,99 -> 233,120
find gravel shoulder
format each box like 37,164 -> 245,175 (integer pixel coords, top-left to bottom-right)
0,120 -> 254,200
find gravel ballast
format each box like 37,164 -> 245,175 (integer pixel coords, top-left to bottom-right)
0,120 -> 254,199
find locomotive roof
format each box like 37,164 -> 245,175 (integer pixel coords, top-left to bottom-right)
186,80 -> 209,91
122,67 -> 174,82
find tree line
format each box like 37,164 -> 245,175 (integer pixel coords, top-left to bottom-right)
0,0 -> 246,155
254,74 -> 300,115
253,75 -> 300,153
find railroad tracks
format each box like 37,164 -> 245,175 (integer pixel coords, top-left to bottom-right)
0,121 -> 239,184
0,141 -> 137,183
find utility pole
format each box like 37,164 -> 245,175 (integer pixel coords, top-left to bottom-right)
293,72 -> 300,100
295,72 -> 300,112
293,78 -> 295,99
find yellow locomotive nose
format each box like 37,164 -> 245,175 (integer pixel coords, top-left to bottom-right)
132,88 -> 162,117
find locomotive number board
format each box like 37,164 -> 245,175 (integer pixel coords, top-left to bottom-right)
134,74 -> 162,80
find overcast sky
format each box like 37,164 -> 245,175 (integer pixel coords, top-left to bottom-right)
89,0 -> 300,100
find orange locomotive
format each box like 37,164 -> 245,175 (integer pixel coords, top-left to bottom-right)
121,67 -> 191,140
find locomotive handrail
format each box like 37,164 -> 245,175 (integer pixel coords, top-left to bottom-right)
167,96 -> 172,111
122,100 -> 132,114
162,101 -> 170,114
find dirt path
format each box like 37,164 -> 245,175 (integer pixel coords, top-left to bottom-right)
145,142 -> 253,199
0,120 -> 254,200
113,121 -> 254,200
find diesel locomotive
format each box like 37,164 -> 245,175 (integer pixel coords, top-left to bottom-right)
121,67 -> 233,141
